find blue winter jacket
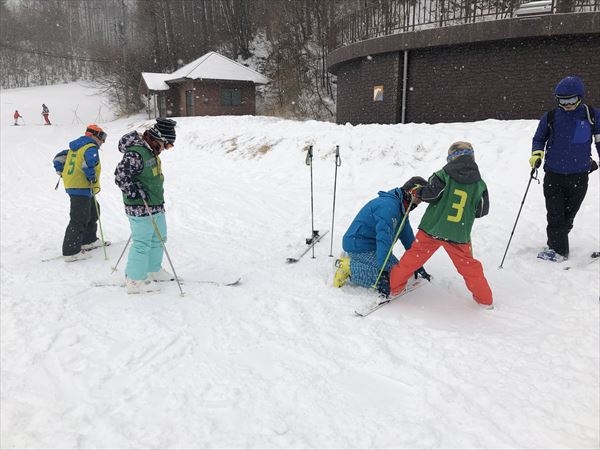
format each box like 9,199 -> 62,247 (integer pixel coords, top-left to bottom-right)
53,136 -> 100,197
532,104 -> 600,175
342,188 -> 415,272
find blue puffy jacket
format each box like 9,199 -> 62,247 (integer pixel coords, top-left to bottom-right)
532,104 -> 600,175
52,135 -> 100,197
342,188 -> 415,271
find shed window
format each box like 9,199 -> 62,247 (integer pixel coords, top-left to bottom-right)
221,88 -> 242,106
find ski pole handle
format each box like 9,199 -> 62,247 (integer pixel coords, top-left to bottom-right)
305,145 -> 313,166
335,145 -> 341,167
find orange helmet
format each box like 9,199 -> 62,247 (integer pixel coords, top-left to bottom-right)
85,124 -> 107,142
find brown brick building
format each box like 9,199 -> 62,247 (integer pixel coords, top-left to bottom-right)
327,12 -> 600,125
140,52 -> 269,119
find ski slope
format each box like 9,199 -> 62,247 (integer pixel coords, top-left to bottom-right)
1,82 -> 598,449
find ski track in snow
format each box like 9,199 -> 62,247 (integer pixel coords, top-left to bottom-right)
1,83 -> 598,449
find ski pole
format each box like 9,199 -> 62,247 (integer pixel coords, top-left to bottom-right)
371,196 -> 415,289
141,197 -> 184,297
329,145 -> 341,257
90,185 -> 108,260
54,176 -> 61,190
305,145 -> 319,258
499,168 -> 538,268
111,235 -> 131,274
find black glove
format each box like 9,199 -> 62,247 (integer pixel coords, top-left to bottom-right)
590,160 -> 599,174
376,271 -> 391,298
414,266 -> 432,281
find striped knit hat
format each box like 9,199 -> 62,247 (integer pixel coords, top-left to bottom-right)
147,118 -> 177,145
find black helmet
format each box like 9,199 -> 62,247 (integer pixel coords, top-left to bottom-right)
401,176 -> 427,210
402,176 -> 427,192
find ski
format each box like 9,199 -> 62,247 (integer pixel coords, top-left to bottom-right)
186,277 -> 242,286
286,230 -> 329,263
563,254 -> 600,271
41,254 -> 68,262
354,279 -> 428,317
92,277 -> 242,288
81,240 -> 112,251
41,252 -> 94,262
41,241 -> 112,262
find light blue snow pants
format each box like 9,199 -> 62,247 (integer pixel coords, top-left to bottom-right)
348,251 -> 398,288
125,212 -> 167,281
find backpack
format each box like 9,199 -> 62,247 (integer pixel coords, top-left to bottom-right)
547,104 -> 595,132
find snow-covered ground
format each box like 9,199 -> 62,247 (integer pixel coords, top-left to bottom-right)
1,82 -> 598,449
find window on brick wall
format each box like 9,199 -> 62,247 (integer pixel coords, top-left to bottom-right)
221,88 -> 242,106
373,85 -> 384,102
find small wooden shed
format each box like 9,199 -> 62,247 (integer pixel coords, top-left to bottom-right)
139,51 -> 269,118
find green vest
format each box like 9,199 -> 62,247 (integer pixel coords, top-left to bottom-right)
62,142 -> 101,192
123,145 -> 164,206
418,169 -> 487,243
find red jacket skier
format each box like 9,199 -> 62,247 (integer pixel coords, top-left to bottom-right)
41,104 -> 51,125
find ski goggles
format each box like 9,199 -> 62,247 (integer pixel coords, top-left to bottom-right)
447,148 -> 474,162
86,127 -> 107,143
556,95 -> 580,106
96,131 -> 107,143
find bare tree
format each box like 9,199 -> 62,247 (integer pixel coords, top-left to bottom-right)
0,0 -> 394,120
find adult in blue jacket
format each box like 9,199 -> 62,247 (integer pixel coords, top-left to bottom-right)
53,125 -> 107,261
334,176 -> 430,289
530,76 -> 600,262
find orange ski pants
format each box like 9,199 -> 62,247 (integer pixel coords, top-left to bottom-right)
389,230 -> 493,306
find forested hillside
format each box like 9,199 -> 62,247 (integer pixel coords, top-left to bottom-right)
3,0 -> 575,120
1,0 -> 364,120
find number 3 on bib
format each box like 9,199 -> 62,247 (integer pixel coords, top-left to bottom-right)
447,189 -> 467,222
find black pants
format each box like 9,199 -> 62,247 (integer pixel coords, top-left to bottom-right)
62,195 -> 99,256
543,171 -> 589,257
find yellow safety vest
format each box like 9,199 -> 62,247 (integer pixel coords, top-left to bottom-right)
62,143 -> 101,193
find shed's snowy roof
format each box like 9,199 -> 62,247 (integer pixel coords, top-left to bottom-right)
168,51 -> 269,84
141,72 -> 170,91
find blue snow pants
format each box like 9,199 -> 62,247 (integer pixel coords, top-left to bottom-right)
125,212 -> 167,281
348,251 -> 399,288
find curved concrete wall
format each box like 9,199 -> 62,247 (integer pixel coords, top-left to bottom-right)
327,13 -> 600,124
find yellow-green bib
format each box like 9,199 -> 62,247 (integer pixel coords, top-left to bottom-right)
62,143 -> 101,192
